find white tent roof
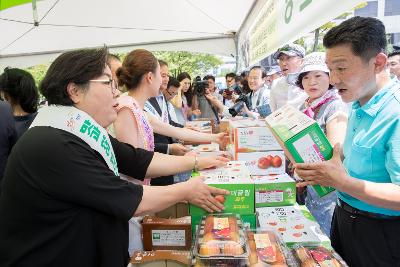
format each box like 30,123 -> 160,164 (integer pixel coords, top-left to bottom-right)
0,0 -> 363,70
0,0 -> 255,68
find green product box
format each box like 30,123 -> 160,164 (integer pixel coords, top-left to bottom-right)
256,204 -> 331,248
191,213 -> 256,239
189,161 -> 254,215
253,174 -> 296,207
265,105 -> 335,197
241,213 -> 257,229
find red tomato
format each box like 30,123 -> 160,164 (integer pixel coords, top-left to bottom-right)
258,157 -> 271,169
215,195 -> 225,203
271,155 -> 282,168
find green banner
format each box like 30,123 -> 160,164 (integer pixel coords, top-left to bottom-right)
0,0 -> 32,11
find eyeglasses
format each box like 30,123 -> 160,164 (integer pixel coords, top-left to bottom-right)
89,78 -> 118,94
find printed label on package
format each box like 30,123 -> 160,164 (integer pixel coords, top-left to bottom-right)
151,230 -> 186,246
256,190 -> 284,203
292,134 -> 324,163
214,217 -> 229,230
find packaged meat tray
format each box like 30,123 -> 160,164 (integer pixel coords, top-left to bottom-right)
247,229 -> 297,267
292,244 -> 348,267
193,214 -> 249,267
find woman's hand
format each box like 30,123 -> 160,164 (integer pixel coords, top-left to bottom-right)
184,176 -> 230,212
192,109 -> 201,117
212,132 -> 227,146
294,144 -> 349,189
197,155 -> 229,170
169,143 -> 189,156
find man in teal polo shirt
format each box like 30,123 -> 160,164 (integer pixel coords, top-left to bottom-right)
295,16 -> 400,267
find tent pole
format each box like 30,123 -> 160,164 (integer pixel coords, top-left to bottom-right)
234,34 -> 239,73
32,0 -> 39,26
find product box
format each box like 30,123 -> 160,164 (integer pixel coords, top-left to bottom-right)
256,205 -> 330,248
229,119 -> 281,154
219,118 -> 230,133
187,143 -> 220,153
130,250 -> 191,267
184,120 -> 215,145
236,151 -> 285,175
189,161 -> 254,216
142,216 -> 191,251
197,151 -> 230,159
253,174 -> 296,207
155,202 -> 189,219
186,120 -> 213,134
265,104 -> 334,197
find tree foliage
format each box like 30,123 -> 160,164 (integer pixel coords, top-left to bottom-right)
25,64 -> 48,88
153,51 -> 222,78
310,2 -> 368,52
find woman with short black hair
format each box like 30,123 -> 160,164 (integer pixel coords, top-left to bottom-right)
0,68 -> 39,138
0,47 -> 228,267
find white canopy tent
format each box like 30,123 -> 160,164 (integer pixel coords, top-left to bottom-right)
0,0 -> 254,68
0,0 -> 363,70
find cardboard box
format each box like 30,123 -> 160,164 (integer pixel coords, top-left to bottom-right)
183,120 -> 215,145
189,161 -> 254,215
187,143 -> 219,153
191,213 -> 256,238
185,120 -> 214,133
176,203 -> 189,218
142,216 -> 191,251
219,118 -> 230,133
253,174 -> 296,207
196,150 -> 229,159
256,205 -> 330,248
236,151 -> 285,175
155,203 -> 189,219
130,250 -> 191,267
265,105 -> 335,197
229,119 -> 281,154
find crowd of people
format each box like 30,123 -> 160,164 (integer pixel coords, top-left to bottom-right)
0,15 -> 399,267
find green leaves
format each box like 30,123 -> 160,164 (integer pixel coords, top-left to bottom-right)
153,51 -> 222,78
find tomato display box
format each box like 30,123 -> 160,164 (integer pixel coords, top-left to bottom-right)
189,161 -> 254,216
256,205 -> 330,248
229,119 -> 281,154
265,105 -> 335,197
253,174 -> 296,207
236,151 -> 285,176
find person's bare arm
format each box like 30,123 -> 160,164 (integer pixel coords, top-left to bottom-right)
145,152 -> 228,178
148,113 -> 224,145
326,113 -> 347,149
134,176 -> 230,215
294,144 -> 400,211
114,108 -> 140,148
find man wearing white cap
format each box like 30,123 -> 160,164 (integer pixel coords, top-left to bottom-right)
264,65 -> 282,88
269,43 -> 308,111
